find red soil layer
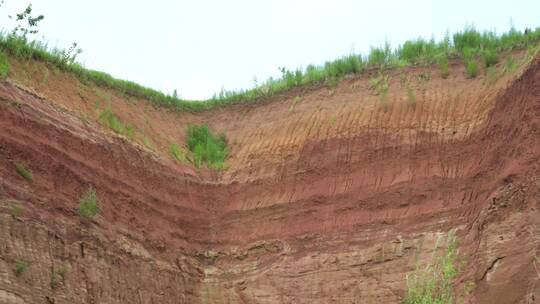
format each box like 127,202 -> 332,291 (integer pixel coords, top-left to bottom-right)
0,52 -> 539,303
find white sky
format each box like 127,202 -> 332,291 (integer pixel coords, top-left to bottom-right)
1,0 -> 539,100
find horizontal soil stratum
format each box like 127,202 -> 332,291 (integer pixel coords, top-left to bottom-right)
1,50 -> 540,303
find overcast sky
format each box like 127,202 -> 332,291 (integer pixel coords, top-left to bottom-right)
1,1 -> 539,99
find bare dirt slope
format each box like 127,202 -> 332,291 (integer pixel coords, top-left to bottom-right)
0,52 -> 539,304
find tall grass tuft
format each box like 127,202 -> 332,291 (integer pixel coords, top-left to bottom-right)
402,233 -> 464,304
0,50 -> 9,79
437,54 -> 450,78
78,187 -> 100,219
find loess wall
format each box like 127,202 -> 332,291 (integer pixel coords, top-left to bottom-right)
1,52 -> 539,303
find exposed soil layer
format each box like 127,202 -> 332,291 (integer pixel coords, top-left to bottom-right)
1,52 -> 539,303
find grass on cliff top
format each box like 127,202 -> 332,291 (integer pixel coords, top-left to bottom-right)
0,26 -> 539,111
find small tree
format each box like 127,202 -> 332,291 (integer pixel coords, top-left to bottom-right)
9,4 -> 44,39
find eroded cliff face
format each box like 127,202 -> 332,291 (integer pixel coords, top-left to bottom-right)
1,53 -> 539,304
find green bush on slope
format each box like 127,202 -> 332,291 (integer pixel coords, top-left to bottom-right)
186,124 -> 228,169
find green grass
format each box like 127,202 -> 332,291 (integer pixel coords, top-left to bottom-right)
14,162 -> 32,181
0,26 -> 539,111
481,48 -> 499,67
98,106 -> 134,137
437,54 -> 450,79
170,143 -> 188,163
14,260 -> 28,277
56,265 -> 68,283
78,186 -> 100,219
0,50 -> 9,79
503,56 -> 517,74
465,60 -> 478,78
186,124 -> 228,169
402,233 -> 463,304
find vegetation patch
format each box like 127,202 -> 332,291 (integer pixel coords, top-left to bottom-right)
437,54 -> 450,79
98,106 -> 134,138
503,56 -> 517,74
14,260 -> 28,277
10,204 -> 23,217
170,143 -> 189,163
481,48 -> 499,68
78,187 -> 100,219
0,50 -> 9,79
14,162 -> 32,181
402,233 -> 472,304
186,124 -> 228,169
465,60 -> 478,78
406,83 -> 417,107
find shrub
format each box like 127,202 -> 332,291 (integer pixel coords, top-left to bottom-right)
186,124 -> 228,169
78,187 -> 100,219
0,50 -> 9,79
14,162 -> 32,181
14,260 -> 28,277
402,233 -> 461,304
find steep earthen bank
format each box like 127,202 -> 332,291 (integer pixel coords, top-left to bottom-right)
0,53 -> 539,303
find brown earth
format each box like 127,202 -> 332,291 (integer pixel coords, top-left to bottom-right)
1,50 -> 540,304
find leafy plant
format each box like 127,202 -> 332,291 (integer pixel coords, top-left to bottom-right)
14,162 -> 32,181
186,124 -> 228,169
14,260 -> 28,277
78,187 -> 100,219
9,4 -> 44,38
